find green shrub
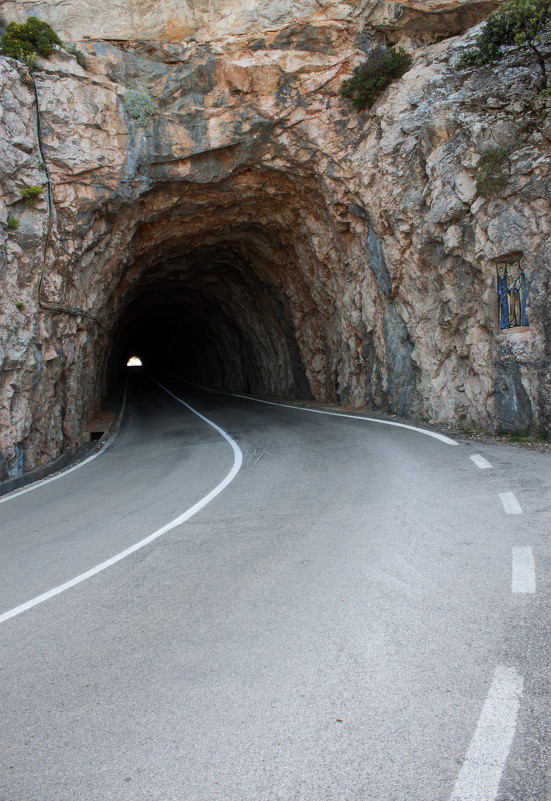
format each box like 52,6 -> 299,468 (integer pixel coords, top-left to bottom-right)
21,185 -> 44,205
475,147 -> 509,196
122,90 -> 158,127
340,46 -> 412,110
456,0 -> 551,91
1,16 -> 61,64
20,51 -> 37,71
65,44 -> 87,69
7,216 -> 19,230
15,301 -> 26,311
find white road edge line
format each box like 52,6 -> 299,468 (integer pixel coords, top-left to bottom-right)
231,393 -> 457,445
499,491 -> 523,515
0,381 -> 242,624
449,665 -> 523,801
0,384 -> 128,506
470,454 -> 493,469
167,375 -> 458,446
512,547 -> 536,593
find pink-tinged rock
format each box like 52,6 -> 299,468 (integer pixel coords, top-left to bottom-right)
1,9 -> 550,481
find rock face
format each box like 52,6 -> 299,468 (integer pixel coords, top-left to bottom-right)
1,0 -> 496,43
1,4 -> 550,480
367,0 -> 500,45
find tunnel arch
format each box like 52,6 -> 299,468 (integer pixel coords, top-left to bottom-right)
88,166 -> 367,413
106,239 -> 312,398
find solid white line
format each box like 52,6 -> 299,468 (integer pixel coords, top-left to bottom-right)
0,386 -> 128,506
470,454 -> 493,469
0,383 -> 242,624
231,393 -> 458,444
166,375 -> 457,446
512,547 -> 536,593
499,492 -> 523,515
450,665 -> 523,801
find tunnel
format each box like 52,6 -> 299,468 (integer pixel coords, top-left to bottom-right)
1,161 -> 381,481
91,166 -> 362,414
108,238 -> 311,399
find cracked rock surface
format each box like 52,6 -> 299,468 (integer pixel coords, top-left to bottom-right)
1,6 -> 550,480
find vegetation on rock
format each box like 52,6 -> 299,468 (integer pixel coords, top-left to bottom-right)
20,185 -> 44,205
7,216 -> 19,230
19,67 -> 35,89
1,16 -> 61,66
65,44 -> 87,70
456,0 -> 551,91
122,90 -> 158,127
340,46 -> 412,110
475,147 -> 509,197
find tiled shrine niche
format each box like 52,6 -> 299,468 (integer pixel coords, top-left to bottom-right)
497,257 -> 529,330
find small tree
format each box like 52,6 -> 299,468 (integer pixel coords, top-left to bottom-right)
456,0 -> 551,91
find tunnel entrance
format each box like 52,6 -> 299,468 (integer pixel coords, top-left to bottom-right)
110,239 -> 311,400
95,168 -> 360,410
3,164 -> 377,483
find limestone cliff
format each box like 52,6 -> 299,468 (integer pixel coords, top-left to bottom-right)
1,2 -> 550,480
1,0 -> 496,44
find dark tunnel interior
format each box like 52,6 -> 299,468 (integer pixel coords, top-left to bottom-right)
90,171 -> 346,414
102,239 -> 313,403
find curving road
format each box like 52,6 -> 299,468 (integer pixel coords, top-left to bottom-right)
1,371 -> 550,801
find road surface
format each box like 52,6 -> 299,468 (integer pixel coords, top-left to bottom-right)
1,371 -> 550,801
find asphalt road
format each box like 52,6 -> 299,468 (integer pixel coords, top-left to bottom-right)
1,371 -> 550,801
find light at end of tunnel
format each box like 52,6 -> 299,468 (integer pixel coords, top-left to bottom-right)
127,356 -> 143,367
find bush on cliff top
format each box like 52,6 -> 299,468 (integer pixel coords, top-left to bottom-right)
1,16 -> 61,63
341,46 -> 412,110
456,0 -> 551,91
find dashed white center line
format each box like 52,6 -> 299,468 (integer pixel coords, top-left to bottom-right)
512,547 -> 536,593
470,454 -> 493,469
499,492 -> 523,515
450,665 -> 524,801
